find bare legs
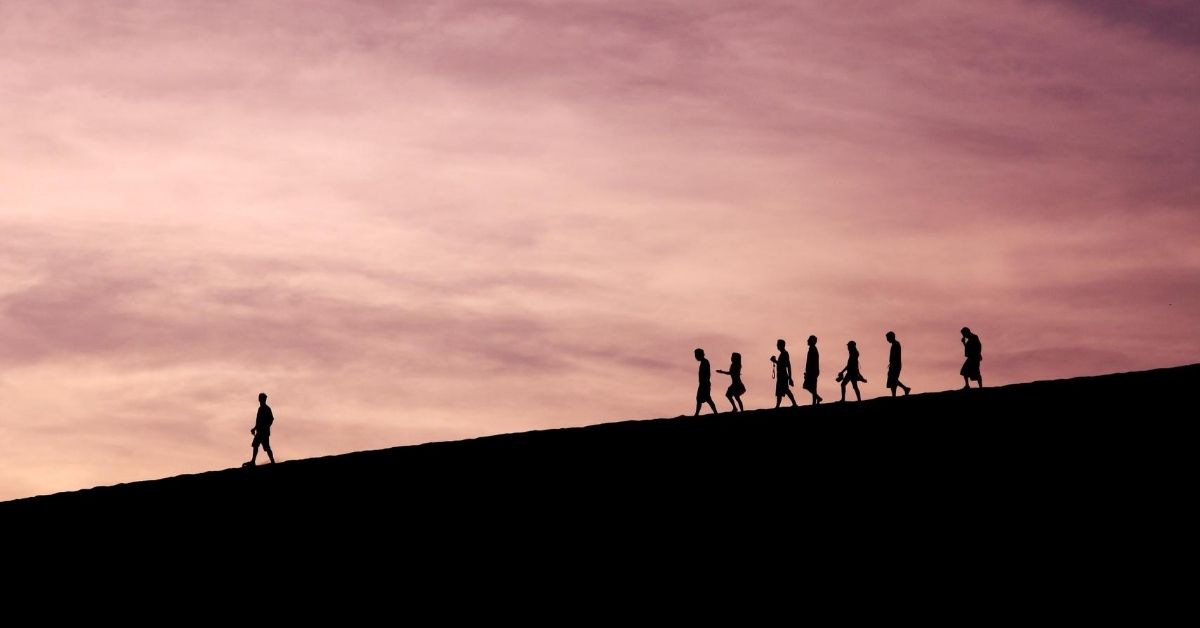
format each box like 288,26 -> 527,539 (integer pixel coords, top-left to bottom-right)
695,399 -> 718,416
840,380 -> 860,402
726,394 -> 744,413
776,391 -> 797,408
890,381 -> 911,397
250,441 -> 275,465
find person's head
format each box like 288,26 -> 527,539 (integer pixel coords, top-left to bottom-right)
961,326 -> 972,337
731,352 -> 741,365
847,340 -> 857,354
807,335 -> 817,346
777,339 -> 786,351
886,331 -> 896,343
694,348 -> 705,361
258,392 -> 268,404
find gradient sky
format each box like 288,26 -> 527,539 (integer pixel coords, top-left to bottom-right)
2,0 -> 1198,500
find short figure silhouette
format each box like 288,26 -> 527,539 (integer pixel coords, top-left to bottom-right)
694,348 -> 719,416
771,339 -> 798,408
885,331 -> 911,397
960,327 -> 983,389
837,340 -> 868,401
243,392 -> 276,467
716,352 -> 746,412
802,335 -> 823,405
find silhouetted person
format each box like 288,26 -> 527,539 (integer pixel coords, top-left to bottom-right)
716,352 -> 746,413
837,340 -> 867,402
960,327 -> 983,389
803,335 -> 823,405
694,348 -> 718,416
771,339 -> 798,408
243,392 -> 275,467
885,331 -> 911,396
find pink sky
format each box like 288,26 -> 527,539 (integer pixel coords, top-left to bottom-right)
2,0 -> 1198,500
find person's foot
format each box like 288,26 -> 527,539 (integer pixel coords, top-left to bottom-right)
242,461 -> 255,468
903,386 -> 911,396
816,396 -> 823,404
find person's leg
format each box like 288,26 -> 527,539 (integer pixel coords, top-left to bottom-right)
250,444 -> 259,464
852,381 -> 861,401
706,398 -> 719,414
263,438 -> 275,463
726,394 -> 737,412
900,380 -> 910,395
840,380 -> 848,402
736,395 -> 744,412
889,385 -> 896,397
962,376 -> 970,390
786,391 -> 797,407
694,401 -> 702,416
977,375 -> 983,388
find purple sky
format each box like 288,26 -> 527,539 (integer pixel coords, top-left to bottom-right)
2,0 -> 1198,500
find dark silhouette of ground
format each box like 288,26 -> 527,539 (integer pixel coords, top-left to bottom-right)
3,363 -> 1193,571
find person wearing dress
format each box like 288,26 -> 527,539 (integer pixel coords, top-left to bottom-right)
960,327 -> 983,389
716,352 -> 746,413
838,341 -> 868,402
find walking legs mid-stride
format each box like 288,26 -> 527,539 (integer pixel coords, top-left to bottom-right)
771,339 -> 798,408
960,327 -> 983,389
885,331 -> 911,397
716,352 -> 746,412
243,392 -> 276,467
694,348 -> 719,416
838,340 -> 867,402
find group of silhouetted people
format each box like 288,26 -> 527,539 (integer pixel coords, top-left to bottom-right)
238,328 -> 985,466
692,327 -> 983,415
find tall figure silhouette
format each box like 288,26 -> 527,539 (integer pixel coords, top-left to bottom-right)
960,327 -> 983,389
694,349 -> 718,416
716,352 -> 746,413
771,339 -> 798,408
803,335 -> 823,405
885,331 -> 911,396
838,340 -> 867,402
243,392 -> 276,467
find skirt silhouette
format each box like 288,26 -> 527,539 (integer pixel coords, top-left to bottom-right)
961,357 -> 981,382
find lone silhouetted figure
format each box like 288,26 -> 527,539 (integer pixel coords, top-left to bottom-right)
838,340 -> 867,402
885,331 -> 911,396
694,348 -> 718,416
803,335 -> 823,405
243,392 -> 275,467
771,339 -> 798,408
716,352 -> 746,413
960,327 -> 983,389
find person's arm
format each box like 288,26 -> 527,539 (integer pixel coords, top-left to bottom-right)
716,369 -> 729,375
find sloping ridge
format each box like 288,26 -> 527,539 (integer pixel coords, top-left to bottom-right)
3,364 -> 1194,534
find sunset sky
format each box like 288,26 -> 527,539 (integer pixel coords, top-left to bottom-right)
2,0 -> 1198,500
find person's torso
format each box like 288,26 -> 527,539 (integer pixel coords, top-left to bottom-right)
807,347 -> 819,372
699,359 -> 711,384
890,343 -> 901,367
731,364 -> 742,383
256,405 -> 274,431
778,350 -> 790,369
